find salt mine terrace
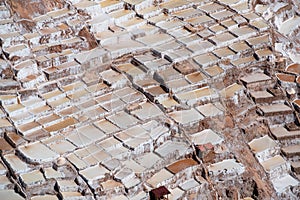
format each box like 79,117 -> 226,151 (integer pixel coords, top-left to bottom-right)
0,0 -> 300,199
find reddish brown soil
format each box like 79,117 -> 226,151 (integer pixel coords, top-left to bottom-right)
78,27 -> 98,50
7,0 -> 65,19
